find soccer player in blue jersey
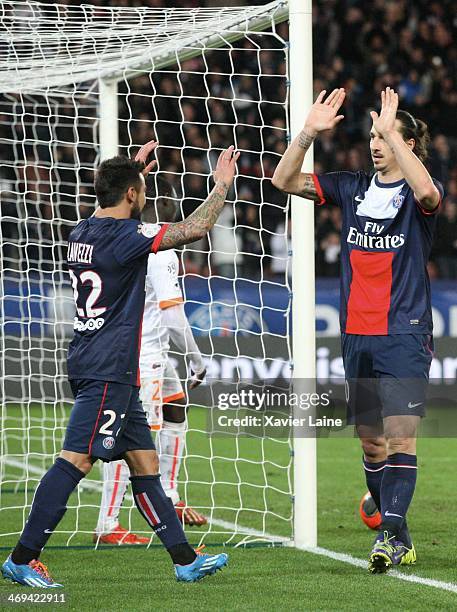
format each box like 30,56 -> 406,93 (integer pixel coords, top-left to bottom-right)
272,87 -> 442,573
2,141 -> 239,587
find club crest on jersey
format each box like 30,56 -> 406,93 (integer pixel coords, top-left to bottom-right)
102,436 -> 115,450
167,262 -> 177,275
392,194 -> 405,209
137,224 -> 157,238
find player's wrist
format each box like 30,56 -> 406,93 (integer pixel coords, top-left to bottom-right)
299,127 -> 317,147
381,128 -> 399,143
190,360 -> 205,375
215,178 -> 230,188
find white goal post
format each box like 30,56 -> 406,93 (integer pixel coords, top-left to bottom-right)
289,0 -> 316,550
0,0 -> 316,549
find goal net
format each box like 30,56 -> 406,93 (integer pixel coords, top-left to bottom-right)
0,0 -> 297,548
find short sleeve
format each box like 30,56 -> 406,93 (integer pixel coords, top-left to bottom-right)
313,171 -> 359,207
415,178 -> 444,216
113,222 -> 169,266
148,251 -> 183,309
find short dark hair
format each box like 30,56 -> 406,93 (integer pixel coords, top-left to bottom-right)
396,110 -> 430,162
142,175 -> 178,223
94,156 -> 145,208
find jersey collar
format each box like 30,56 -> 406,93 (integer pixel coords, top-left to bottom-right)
374,174 -> 406,189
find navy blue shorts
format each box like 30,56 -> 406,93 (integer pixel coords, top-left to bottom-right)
342,334 -> 434,426
63,379 -> 155,461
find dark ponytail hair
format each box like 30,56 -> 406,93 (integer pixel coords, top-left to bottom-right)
396,110 -> 430,162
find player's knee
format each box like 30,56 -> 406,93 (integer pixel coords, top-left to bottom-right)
125,449 -> 160,476
162,398 -> 186,424
360,437 -> 386,462
59,450 -> 93,474
383,415 -> 419,445
386,437 -> 416,455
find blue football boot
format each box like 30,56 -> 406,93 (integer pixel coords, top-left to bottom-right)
175,551 -> 228,582
2,556 -> 63,588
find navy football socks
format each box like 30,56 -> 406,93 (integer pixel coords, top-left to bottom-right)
130,475 -> 196,565
363,457 -> 385,512
12,458 -> 85,564
380,453 -> 417,536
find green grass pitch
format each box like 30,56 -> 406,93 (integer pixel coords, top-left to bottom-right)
0,405 -> 456,610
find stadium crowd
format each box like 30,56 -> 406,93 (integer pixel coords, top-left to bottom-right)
1,0 -> 456,280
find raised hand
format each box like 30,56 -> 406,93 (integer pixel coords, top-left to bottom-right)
157,145 -> 240,251
370,87 -> 399,137
304,88 -> 345,136
213,145 -> 240,186
134,139 -> 158,175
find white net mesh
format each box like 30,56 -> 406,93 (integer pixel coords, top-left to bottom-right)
0,0 -> 293,547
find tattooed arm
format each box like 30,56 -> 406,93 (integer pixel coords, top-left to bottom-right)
272,128 -> 320,200
272,88 -> 345,200
158,180 -> 230,250
158,146 -> 240,251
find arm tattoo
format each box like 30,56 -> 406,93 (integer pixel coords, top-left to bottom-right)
298,173 -> 319,201
158,181 -> 229,250
298,129 -> 315,151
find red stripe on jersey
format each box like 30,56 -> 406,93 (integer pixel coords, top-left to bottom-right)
151,223 -> 170,253
312,174 -> 326,205
88,383 -> 109,456
136,310 -> 144,387
346,250 -> 394,335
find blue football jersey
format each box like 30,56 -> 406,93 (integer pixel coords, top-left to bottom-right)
66,217 -> 169,385
313,171 -> 443,335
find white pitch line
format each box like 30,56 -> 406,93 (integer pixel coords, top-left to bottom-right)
298,546 -> 457,594
3,458 -> 457,595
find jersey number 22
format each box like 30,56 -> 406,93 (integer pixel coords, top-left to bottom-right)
69,270 -> 107,318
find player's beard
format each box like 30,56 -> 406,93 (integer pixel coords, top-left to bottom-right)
130,200 -> 142,220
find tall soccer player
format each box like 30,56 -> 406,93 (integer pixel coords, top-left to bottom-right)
272,87 -> 442,573
94,178 -> 207,545
2,142 -> 239,587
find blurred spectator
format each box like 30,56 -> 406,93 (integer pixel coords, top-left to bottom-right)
398,70 -> 425,106
429,134 -> 453,187
433,198 -> 457,279
316,207 -> 342,277
318,232 -> 341,277
210,205 -> 241,279
240,205 -> 263,280
270,218 -> 291,281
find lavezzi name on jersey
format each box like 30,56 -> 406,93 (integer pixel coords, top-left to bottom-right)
347,225 -> 405,249
67,241 -> 94,264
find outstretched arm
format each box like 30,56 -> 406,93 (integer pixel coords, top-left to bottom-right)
161,303 -> 206,388
158,146 -> 240,251
272,88 -> 345,199
371,88 -> 440,211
